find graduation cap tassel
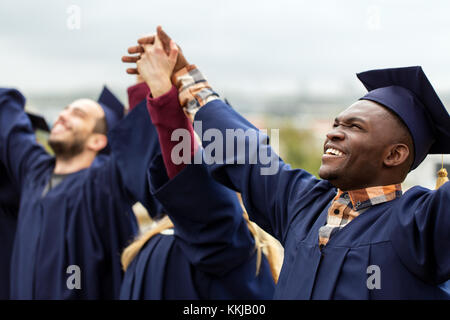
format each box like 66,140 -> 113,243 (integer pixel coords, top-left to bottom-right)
435,155 -> 449,189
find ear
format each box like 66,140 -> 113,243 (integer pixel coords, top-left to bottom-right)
86,133 -> 108,153
383,143 -> 410,168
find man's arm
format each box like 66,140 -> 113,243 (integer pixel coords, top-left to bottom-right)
128,27 -> 328,243
100,88 -> 163,216
0,88 -> 52,189
193,95 -> 326,242
141,60 -> 266,277
389,182 -> 450,284
148,153 -> 264,277
145,66 -> 324,242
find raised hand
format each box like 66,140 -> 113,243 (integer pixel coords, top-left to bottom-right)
122,35 -> 154,75
153,26 -> 189,74
122,26 -> 189,79
135,33 -> 178,98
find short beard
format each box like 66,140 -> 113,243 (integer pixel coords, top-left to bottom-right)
49,138 -> 85,159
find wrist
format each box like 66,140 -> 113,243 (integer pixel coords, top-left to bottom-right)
146,78 -> 172,98
127,82 -> 150,111
173,65 -> 220,112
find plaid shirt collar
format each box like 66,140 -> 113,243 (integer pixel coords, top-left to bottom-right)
318,184 -> 403,248
334,184 -> 403,211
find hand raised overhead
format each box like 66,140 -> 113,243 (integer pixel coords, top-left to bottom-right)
133,32 -> 178,98
122,26 -> 189,80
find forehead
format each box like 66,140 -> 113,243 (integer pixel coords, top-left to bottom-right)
66,99 -> 105,119
336,99 -> 392,123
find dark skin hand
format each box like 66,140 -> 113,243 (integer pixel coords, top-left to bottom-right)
122,26 -> 189,79
318,99 -> 413,191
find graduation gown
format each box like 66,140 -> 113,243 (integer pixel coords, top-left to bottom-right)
0,88 -> 161,299
194,99 -> 450,299
120,154 -> 275,299
0,145 -> 138,301
0,164 -> 20,299
92,154 -> 139,237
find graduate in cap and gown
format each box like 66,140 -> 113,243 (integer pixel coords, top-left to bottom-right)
196,66 -> 450,299
125,27 -> 450,299
118,31 -> 280,300
0,81 -> 162,299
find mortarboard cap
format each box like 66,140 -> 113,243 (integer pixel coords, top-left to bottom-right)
97,86 -> 125,154
97,86 -> 125,132
357,66 -> 450,170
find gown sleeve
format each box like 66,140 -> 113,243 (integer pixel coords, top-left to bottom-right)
93,93 -> 164,218
127,82 -> 150,111
144,85 -> 273,286
148,152 -> 262,277
194,99 -> 328,243
0,88 -> 52,189
389,181 -> 450,284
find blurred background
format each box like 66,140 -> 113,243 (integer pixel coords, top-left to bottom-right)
1,0 -> 449,189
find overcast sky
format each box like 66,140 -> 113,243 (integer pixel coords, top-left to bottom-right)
1,0 -> 450,99
1,0 -> 449,188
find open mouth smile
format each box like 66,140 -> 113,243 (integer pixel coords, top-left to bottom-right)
51,122 -> 72,134
322,145 -> 347,159
324,148 -> 345,156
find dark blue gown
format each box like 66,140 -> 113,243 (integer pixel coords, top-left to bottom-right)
0,88 -> 161,299
120,154 -> 275,299
0,164 -> 20,299
0,139 -> 138,301
194,99 -> 450,299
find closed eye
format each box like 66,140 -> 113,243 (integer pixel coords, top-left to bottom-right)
332,122 -> 364,130
333,116 -> 367,131
72,107 -> 87,118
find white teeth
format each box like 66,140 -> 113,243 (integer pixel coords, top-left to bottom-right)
325,148 -> 344,156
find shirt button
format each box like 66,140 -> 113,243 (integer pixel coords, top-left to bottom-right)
334,209 -> 340,214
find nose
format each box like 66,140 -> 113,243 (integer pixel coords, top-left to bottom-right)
56,108 -> 70,123
326,127 -> 345,141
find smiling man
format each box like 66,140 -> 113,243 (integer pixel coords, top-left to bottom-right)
126,28 -> 450,299
189,65 -> 450,299
319,100 -> 414,190
49,99 -> 107,164
0,84 -> 162,299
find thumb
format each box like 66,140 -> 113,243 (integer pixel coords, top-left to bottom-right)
157,26 -> 172,55
154,33 -> 163,49
169,40 -> 179,65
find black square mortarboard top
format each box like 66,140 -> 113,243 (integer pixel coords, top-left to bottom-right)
97,86 -> 124,132
357,66 -> 450,170
97,86 -> 125,154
